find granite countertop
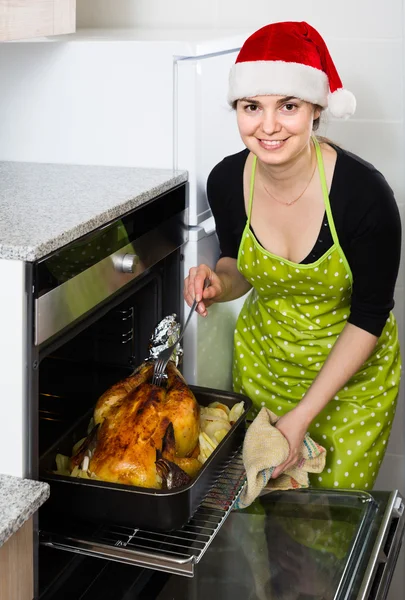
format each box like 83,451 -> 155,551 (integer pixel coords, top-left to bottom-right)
0,161 -> 188,261
0,475 -> 49,547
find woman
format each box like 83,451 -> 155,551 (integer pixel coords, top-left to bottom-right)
184,21 -> 401,490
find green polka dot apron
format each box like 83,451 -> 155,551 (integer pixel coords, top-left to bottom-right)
233,137 -> 401,490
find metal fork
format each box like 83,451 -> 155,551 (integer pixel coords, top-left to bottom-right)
152,278 -> 209,386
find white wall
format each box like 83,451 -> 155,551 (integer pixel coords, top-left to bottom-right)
76,0 -> 402,37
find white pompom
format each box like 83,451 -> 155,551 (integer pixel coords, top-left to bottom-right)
327,88 -> 356,119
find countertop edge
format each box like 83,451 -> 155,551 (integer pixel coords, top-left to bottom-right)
0,169 -> 188,262
0,477 -> 50,548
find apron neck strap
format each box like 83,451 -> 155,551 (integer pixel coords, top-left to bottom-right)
312,136 -> 342,253
248,154 -> 257,225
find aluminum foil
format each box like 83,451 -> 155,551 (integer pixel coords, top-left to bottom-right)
148,314 -> 183,366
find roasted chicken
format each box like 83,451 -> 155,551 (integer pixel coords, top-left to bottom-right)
71,361 -> 201,489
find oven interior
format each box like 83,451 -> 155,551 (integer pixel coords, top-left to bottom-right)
36,253 -> 183,598
35,250 -> 246,600
38,264 -> 177,457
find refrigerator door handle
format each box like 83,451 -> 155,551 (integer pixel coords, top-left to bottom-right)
187,217 -> 216,242
201,216 -> 216,236
357,491 -> 405,600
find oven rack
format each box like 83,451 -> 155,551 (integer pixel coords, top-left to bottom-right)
40,450 -> 246,577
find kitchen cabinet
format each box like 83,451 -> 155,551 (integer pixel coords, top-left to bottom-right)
0,475 -> 49,600
0,519 -> 33,600
0,0 -> 75,42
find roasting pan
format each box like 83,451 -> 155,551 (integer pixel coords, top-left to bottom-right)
39,386 -> 251,532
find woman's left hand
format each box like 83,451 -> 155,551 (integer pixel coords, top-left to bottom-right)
271,407 -> 311,479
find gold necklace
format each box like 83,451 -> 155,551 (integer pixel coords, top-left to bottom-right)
261,149 -> 317,207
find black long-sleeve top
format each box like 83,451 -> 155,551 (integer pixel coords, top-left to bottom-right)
207,144 -> 402,337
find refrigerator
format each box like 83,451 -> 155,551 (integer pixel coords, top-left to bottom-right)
0,27 -> 250,390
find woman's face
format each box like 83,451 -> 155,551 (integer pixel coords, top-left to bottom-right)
236,95 -> 320,165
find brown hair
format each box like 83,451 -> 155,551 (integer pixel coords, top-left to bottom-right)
313,106 -> 339,147
313,105 -> 322,131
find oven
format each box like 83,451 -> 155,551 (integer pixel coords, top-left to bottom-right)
28,181 -> 248,600
25,183 -> 200,597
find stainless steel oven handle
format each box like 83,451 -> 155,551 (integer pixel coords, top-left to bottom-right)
40,535 -> 196,576
356,491 -> 405,600
113,253 -> 139,273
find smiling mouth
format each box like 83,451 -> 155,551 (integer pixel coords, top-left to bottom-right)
259,138 -> 287,145
258,138 -> 288,149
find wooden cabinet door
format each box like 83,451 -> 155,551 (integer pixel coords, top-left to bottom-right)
0,518 -> 33,600
0,0 -> 76,42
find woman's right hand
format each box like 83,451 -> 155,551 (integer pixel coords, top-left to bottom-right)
183,264 -> 224,317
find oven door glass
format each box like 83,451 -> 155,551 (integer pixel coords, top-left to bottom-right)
159,488 -> 378,600
39,489 -> 379,599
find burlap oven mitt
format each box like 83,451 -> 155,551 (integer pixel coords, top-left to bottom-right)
235,407 -> 327,509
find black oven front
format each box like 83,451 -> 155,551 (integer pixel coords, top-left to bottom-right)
26,184 -> 187,599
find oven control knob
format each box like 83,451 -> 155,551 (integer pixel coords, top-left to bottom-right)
114,253 -> 139,273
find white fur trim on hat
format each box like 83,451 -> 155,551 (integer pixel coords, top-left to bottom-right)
327,88 -> 356,119
228,60 -> 329,107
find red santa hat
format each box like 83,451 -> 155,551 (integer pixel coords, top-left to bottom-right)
228,21 -> 356,119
